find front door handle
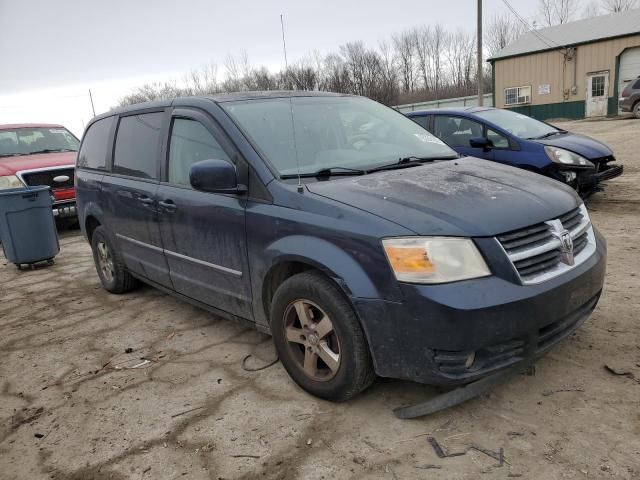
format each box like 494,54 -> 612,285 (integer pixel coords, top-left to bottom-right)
158,199 -> 177,213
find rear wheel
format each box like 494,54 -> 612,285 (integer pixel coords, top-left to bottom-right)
91,226 -> 138,293
270,271 -> 375,402
633,101 -> 640,119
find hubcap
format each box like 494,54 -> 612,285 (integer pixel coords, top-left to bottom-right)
96,241 -> 115,283
283,300 -> 341,381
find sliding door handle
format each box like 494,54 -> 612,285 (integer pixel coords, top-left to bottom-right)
158,199 -> 177,213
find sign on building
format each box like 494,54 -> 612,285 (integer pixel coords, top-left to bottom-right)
538,84 -> 551,95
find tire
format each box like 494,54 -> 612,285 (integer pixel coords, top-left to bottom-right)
90,226 -> 139,293
634,102 -> 640,120
270,271 -> 375,402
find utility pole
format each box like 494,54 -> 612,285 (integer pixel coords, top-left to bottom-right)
88,89 -> 96,117
477,0 -> 484,106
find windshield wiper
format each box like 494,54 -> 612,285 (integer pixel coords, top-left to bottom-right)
367,155 -> 456,174
30,148 -> 75,154
280,166 -> 366,179
530,130 -> 566,140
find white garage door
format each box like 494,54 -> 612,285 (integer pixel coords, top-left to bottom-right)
619,47 -> 640,96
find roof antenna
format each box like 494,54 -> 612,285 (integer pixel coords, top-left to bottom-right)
287,94 -> 303,192
280,14 -> 289,72
281,15 -> 301,192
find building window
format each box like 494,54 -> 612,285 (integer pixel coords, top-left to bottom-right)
504,86 -> 531,106
591,75 -> 605,97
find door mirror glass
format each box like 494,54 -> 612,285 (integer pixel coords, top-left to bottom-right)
189,159 -> 245,194
469,137 -> 493,150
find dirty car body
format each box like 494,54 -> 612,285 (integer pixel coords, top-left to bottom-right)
618,76 -> 640,118
407,107 -> 623,198
75,93 -> 606,401
0,124 -> 79,218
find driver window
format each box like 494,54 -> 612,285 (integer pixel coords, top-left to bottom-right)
168,118 -> 231,186
433,116 -> 483,148
487,128 -> 510,149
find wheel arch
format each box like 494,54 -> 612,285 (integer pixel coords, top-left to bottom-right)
256,235 -> 390,328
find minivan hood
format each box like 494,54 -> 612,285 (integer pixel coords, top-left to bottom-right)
306,157 -> 580,237
534,132 -> 612,160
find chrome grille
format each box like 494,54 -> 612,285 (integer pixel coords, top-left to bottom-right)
497,204 -> 596,284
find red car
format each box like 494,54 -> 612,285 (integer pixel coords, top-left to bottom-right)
0,123 -> 79,220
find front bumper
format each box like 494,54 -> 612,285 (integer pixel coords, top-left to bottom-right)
552,163 -> 624,197
577,164 -> 624,195
53,201 -> 77,219
353,229 -> 606,386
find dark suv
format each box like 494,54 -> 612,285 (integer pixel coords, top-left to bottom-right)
619,76 -> 640,118
76,92 -> 606,402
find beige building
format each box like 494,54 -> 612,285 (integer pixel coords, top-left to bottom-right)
488,9 -> 640,120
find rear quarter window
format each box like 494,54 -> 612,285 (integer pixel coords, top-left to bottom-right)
113,112 -> 164,179
76,117 -> 114,170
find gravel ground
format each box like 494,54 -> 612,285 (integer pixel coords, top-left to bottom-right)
1,117 -> 639,480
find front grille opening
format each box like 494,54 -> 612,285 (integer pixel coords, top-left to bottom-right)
497,206 -> 592,283
434,339 -> 525,378
22,168 -> 75,190
497,223 -> 552,253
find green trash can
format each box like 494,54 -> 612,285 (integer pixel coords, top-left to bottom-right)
0,186 -> 59,269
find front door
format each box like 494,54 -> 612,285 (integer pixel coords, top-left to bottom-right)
433,115 -> 494,160
586,72 -> 609,117
157,110 -> 253,319
103,111 -> 172,288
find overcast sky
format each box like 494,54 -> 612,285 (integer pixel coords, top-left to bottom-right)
0,0 -> 537,135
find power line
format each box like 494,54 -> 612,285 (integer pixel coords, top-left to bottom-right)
501,0 -> 566,52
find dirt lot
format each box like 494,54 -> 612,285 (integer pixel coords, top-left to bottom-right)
1,117 -> 639,480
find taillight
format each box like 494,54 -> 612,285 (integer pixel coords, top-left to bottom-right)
621,85 -> 632,98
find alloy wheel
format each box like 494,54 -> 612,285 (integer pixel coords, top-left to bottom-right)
283,299 -> 341,381
96,241 -> 115,283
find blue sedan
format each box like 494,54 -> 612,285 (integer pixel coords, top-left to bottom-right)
406,107 -> 623,197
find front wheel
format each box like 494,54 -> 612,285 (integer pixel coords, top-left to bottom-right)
270,271 -> 375,402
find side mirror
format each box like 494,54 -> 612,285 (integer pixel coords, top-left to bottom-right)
189,159 -> 247,194
469,137 -> 494,151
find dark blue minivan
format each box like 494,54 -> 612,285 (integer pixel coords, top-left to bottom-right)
76,92 -> 606,402
407,107 -> 623,197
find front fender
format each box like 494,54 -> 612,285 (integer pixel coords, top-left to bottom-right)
252,235 -> 402,327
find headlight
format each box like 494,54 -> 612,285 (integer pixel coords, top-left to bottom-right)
382,237 -> 490,284
0,175 -> 24,190
544,146 -> 594,168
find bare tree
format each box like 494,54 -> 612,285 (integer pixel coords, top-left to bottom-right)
602,0 -> 638,12
377,40 -> 399,105
485,14 -> 525,57
445,30 -> 475,93
119,19 -> 524,108
538,0 -> 579,26
392,31 -> 417,93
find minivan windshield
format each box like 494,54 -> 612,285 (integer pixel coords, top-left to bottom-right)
0,127 -> 80,158
474,109 -> 561,140
221,96 -> 457,176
